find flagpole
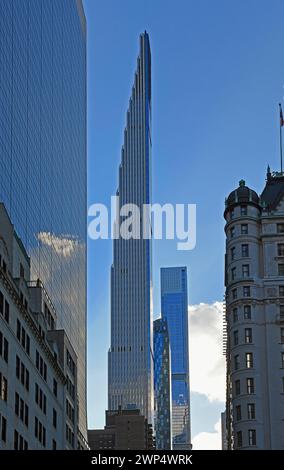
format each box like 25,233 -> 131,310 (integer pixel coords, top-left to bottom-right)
279,103 -> 283,174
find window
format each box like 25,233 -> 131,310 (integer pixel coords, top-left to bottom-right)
241,205 -> 247,216
282,377 -> 284,393
236,405 -> 242,421
53,409 -> 57,429
245,328 -> 253,344
247,403 -> 255,420
0,292 -> 3,316
236,431 -> 242,448
231,247 -> 236,261
241,224 -> 248,235
52,440 -> 57,450
231,209 -> 235,220
281,305 -> 284,320
235,380 -> 241,396
242,264 -> 250,278
16,356 -> 29,391
248,429 -> 256,446
278,244 -> 284,257
247,378 -> 255,394
278,264 -> 284,276
233,308 -> 238,323
4,301 -> 9,323
242,244 -> 249,257
282,352 -> 284,368
53,379 -> 58,398
14,430 -> 28,450
230,226 -> 235,238
233,330 -> 239,346
243,286 -> 251,297
232,267 -> 237,281
36,351 -> 47,381
246,353 -> 254,368
0,373 -> 8,402
244,305 -> 251,320
1,415 -> 7,443
234,354 -> 240,370
281,328 -> 284,344
280,286 -> 284,297
0,332 -> 9,363
232,288 -> 237,300
277,223 -> 284,233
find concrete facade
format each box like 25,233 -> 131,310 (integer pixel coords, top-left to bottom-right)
224,172 -> 284,449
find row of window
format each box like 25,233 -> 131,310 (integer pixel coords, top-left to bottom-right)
0,330 -> 9,363
234,352 -> 254,370
232,286 -> 251,300
36,350 -> 47,381
231,244 -> 249,260
16,319 -> 30,355
66,398 -> 75,424
235,402 -> 256,421
236,429 -> 256,447
15,392 -> 29,427
35,417 -> 46,447
66,423 -> 74,448
14,430 -> 28,450
230,223 -> 284,238
233,305 -> 252,322
0,291 -> 9,323
231,264 -> 250,281
233,328 -> 253,345
66,350 -> 75,376
35,383 -> 47,414
16,355 -> 30,391
230,205 -> 249,219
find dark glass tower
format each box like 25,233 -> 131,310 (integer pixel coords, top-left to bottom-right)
108,32 -> 154,423
0,0 -> 87,442
161,267 -> 191,449
154,318 -> 172,449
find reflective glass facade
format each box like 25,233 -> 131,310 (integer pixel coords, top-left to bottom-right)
0,0 -> 87,441
108,32 -> 154,423
154,318 -> 172,449
161,267 -> 191,449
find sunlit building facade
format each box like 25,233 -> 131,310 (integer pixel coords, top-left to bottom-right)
108,32 -> 154,423
0,0 -> 87,445
161,267 -> 191,449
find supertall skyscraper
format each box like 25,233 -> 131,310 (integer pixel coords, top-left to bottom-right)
108,32 -> 154,422
161,267 -> 191,449
224,172 -> 284,449
0,0 -> 87,444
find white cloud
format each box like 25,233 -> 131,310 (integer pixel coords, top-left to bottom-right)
37,231 -> 79,257
192,418 -> 222,450
189,301 -> 226,403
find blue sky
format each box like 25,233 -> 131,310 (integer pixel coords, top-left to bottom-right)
84,0 -> 284,444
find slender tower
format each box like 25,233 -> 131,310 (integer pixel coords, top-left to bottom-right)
108,32 -> 154,423
161,267 -> 191,449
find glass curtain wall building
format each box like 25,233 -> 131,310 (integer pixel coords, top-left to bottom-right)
0,0 -> 87,443
161,267 -> 191,449
154,318 -> 172,449
108,32 -> 154,423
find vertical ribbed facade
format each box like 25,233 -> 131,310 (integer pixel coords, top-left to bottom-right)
161,267 -> 191,449
108,32 -> 154,423
154,318 -> 172,449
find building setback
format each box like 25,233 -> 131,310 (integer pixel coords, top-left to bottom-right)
108,32 -> 154,423
0,204 -> 78,449
154,318 -> 172,449
0,0 -> 88,446
224,171 -> 284,450
88,408 -> 155,450
160,267 -> 191,449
